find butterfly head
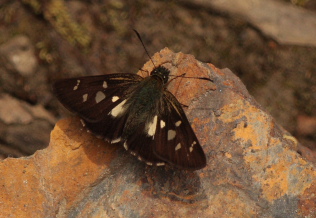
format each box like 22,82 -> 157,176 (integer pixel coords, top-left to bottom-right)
150,66 -> 170,84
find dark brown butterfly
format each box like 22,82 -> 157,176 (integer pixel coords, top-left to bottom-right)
53,31 -> 207,170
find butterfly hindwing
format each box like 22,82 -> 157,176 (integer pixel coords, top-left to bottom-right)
82,108 -> 129,141
53,74 -> 143,122
153,90 -> 206,170
121,123 -> 166,166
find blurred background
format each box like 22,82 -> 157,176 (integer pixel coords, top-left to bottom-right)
0,0 -> 315,160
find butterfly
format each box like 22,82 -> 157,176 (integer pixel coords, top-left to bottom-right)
53,64 -> 207,170
53,31 -> 207,170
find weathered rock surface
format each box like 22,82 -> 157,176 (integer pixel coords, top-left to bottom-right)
183,0 -> 316,47
0,35 -> 38,76
0,94 -> 56,158
1,48 -> 315,217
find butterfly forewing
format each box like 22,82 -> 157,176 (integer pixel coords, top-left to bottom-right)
153,91 -> 206,170
53,74 -> 142,122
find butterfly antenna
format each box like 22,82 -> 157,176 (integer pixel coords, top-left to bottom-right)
169,74 -> 213,82
133,29 -> 156,68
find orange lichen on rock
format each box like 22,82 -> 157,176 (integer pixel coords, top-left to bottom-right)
218,96 -> 316,203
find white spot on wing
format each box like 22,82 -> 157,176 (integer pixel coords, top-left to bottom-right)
123,141 -> 128,150
160,120 -> 166,129
111,138 -> 121,144
146,162 -> 153,166
82,94 -> 88,102
80,119 -> 86,127
103,81 -> 108,88
147,115 -> 158,137
167,130 -> 176,140
189,141 -> 197,152
175,143 -> 181,151
73,80 -> 80,90
156,162 -> 165,166
112,96 -> 119,102
110,99 -> 127,117
95,91 -> 106,103
175,120 -> 182,127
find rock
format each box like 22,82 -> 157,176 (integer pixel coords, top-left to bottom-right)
183,0 -> 316,47
0,94 -> 56,157
0,35 -> 50,105
0,35 -> 38,76
297,115 -> 316,136
0,48 -> 315,217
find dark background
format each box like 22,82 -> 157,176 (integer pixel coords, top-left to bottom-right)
0,0 -> 315,159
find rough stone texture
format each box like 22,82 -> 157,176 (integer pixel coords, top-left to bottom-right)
0,34 -> 50,105
1,48 -> 315,217
183,0 -> 316,47
0,35 -> 38,76
0,94 -> 56,158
